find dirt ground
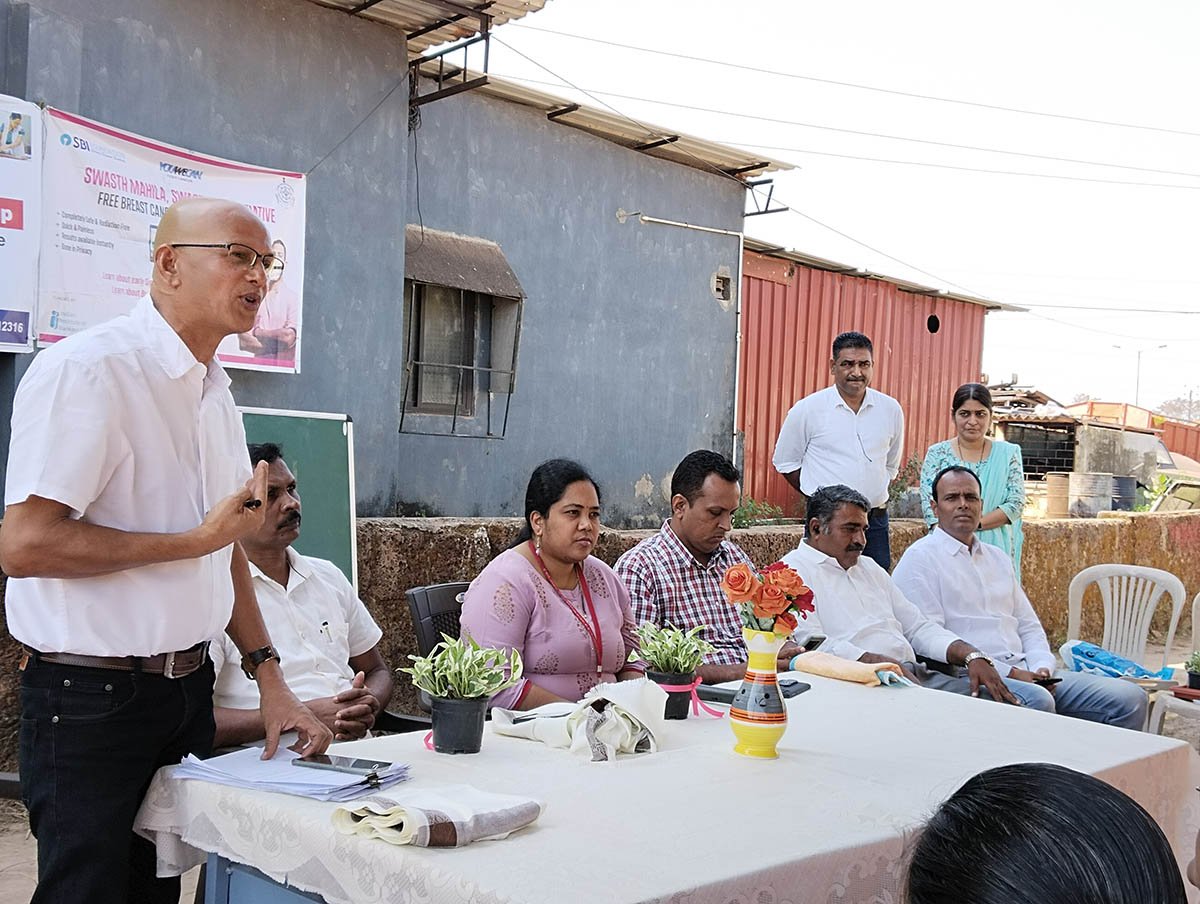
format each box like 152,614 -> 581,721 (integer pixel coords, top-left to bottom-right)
1,639 -> 1197,902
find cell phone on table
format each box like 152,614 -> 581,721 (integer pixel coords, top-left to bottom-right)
779,679 -> 811,698
1033,676 -> 1062,687
293,754 -> 391,775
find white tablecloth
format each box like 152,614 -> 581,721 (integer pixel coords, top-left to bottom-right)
136,674 -> 1200,904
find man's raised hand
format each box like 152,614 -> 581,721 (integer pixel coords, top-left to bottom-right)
194,461 -> 269,553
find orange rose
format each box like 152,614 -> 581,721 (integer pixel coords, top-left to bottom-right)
753,582 -> 791,618
762,564 -> 808,599
773,611 -> 799,635
720,563 -> 760,605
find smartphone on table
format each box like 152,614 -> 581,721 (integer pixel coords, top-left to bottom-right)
293,754 -> 391,776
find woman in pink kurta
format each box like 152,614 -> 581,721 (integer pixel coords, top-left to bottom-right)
460,459 -> 644,710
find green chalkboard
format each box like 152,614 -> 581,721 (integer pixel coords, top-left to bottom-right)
239,408 -> 357,588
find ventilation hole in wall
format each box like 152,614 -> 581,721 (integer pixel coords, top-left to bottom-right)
714,275 -> 731,301
927,314 -> 940,334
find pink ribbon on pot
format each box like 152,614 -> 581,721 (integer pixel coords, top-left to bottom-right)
656,676 -> 725,718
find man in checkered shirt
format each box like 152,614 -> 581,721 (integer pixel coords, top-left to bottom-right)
615,450 -> 807,683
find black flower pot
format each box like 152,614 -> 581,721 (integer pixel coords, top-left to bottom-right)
1189,671 -> 1200,690
430,696 -> 489,754
647,670 -> 695,720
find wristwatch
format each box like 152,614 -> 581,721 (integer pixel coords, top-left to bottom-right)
241,645 -> 281,680
963,651 -> 994,669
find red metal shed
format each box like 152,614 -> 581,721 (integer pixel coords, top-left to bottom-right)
737,241 -> 1007,513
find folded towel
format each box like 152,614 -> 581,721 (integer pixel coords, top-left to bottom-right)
332,784 -> 543,847
491,677 -> 668,761
790,651 -> 906,687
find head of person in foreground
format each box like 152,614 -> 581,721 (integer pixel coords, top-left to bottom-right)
905,761 -> 1186,904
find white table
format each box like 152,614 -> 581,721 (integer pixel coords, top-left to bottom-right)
137,674 -> 1200,904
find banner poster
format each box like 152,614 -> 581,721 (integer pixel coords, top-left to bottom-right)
0,95 -> 41,353
39,107 -> 306,372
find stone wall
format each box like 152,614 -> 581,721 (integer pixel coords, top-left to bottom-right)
1,510 -> 1197,771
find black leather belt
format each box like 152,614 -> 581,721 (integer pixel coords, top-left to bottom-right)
24,641 -> 209,678
868,507 -> 887,519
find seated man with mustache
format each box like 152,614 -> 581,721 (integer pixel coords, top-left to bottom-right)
209,443 -> 393,744
781,484 -> 1019,704
894,465 -> 1146,729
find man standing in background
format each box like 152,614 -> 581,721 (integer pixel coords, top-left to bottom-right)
773,330 -> 904,569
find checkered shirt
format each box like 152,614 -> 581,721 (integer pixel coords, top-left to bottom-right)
613,521 -> 753,666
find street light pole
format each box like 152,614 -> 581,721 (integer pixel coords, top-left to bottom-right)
1113,343 -> 1167,407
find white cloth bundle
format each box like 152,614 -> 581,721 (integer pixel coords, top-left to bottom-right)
332,784 -> 543,847
490,677 -> 668,761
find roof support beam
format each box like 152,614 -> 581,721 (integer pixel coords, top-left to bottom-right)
546,103 -> 579,120
722,161 -> 770,177
633,135 -> 679,151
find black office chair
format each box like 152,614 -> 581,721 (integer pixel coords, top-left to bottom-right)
406,582 -> 469,656
405,582 -> 469,712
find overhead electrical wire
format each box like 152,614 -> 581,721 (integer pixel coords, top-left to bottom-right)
507,22 -> 1200,140
702,140 -> 1200,190
490,35 -> 984,295
490,73 -> 1200,181
487,36 -> 1198,343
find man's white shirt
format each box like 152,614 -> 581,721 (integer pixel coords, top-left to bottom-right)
772,386 -> 904,508
210,549 -> 382,710
4,295 -> 250,656
781,539 -> 959,664
892,527 -> 1054,676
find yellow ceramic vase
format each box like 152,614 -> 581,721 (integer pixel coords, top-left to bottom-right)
729,627 -> 788,758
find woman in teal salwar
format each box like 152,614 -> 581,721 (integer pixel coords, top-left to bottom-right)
920,383 -> 1025,579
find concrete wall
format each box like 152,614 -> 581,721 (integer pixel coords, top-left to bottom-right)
394,83 -> 746,523
0,0 -> 412,509
2,510 -> 1196,769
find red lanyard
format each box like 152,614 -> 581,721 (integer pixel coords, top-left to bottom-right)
529,541 -> 604,675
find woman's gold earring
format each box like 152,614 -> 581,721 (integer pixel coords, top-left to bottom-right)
534,534 -> 541,553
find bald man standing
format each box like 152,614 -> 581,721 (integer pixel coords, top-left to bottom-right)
0,198 -> 332,903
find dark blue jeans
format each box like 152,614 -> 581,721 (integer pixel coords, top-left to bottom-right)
19,654 -> 215,904
864,507 -> 891,571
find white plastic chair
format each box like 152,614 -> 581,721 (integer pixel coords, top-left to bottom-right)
1066,564 -> 1185,671
1149,591 -> 1200,735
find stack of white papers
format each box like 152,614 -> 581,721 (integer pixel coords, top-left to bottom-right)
175,746 -> 411,802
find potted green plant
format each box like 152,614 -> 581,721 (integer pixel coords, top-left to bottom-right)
632,623 -> 716,720
399,635 -> 523,754
1185,651 -> 1200,690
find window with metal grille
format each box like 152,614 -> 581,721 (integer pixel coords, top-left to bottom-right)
405,283 -> 476,416
400,279 -> 522,438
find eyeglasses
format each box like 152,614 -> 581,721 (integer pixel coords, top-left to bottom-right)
168,242 -> 283,277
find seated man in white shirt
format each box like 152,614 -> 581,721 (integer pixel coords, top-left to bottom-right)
210,443 -> 394,745
893,465 -> 1147,730
781,484 -> 1020,704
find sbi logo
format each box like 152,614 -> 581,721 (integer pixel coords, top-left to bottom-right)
59,133 -> 91,151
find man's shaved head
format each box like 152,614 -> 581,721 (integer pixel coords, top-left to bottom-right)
153,197 -> 267,251
150,197 -> 272,362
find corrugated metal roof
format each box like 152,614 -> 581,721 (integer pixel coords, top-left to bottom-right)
415,68 -> 793,178
405,224 -> 525,298
743,237 -> 1023,312
305,0 -> 549,55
